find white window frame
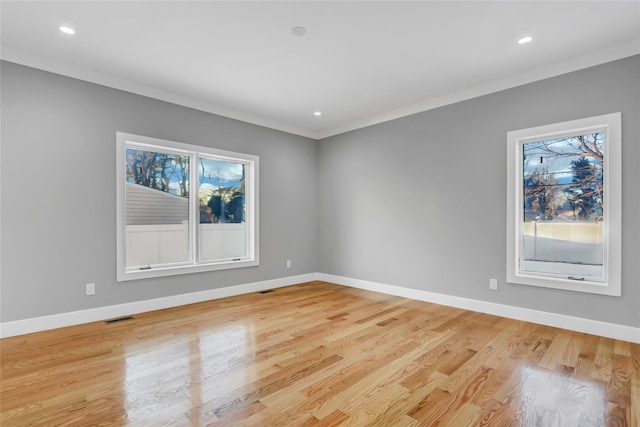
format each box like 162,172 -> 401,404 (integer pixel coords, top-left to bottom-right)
506,113 -> 621,296
116,132 -> 259,281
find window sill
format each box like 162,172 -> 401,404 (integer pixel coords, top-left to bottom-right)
506,271 -> 620,296
117,258 -> 259,282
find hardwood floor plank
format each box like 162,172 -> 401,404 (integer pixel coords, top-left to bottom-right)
299,409 -> 349,427
608,353 -> 633,410
1,281 -> 637,426
412,366 -> 495,425
309,341 -> 427,419
439,401 -> 483,426
632,344 -> 640,427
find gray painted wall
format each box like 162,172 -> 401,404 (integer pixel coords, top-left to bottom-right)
2,56 -> 638,329
0,61 -> 319,322
318,55 -> 640,328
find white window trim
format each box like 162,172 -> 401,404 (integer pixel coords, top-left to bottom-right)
116,132 -> 259,282
506,113 -> 621,296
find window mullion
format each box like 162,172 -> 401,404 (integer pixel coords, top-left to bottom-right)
190,152 -> 199,266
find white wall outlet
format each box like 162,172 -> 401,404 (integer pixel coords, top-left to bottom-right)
286,260 -> 291,269
86,283 -> 96,296
489,279 -> 498,291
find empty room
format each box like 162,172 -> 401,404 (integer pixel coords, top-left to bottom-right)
1,1 -> 639,426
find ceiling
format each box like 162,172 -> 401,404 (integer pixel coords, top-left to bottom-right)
1,1 -> 639,139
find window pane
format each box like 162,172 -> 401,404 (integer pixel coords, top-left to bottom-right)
521,132 -> 604,280
125,148 -> 190,269
198,158 -> 246,262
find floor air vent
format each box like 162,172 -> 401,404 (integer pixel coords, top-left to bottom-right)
105,316 -> 135,324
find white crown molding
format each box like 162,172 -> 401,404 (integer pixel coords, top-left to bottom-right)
0,48 -> 320,140
0,273 -> 321,338
317,273 -> 640,344
2,41 -> 638,141
316,41 -> 640,139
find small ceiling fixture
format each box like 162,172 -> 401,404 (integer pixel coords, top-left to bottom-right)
314,111 -> 322,116
292,26 -> 307,36
518,36 -> 533,45
59,26 -> 75,35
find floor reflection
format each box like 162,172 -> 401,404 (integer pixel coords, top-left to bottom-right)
123,324 -> 253,425
513,365 -> 608,427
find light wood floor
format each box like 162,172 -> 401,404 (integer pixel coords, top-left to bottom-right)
1,281 -> 638,426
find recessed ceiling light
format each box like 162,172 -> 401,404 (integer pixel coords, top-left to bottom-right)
314,111 -> 322,116
518,36 -> 532,45
292,26 -> 307,36
59,26 -> 75,35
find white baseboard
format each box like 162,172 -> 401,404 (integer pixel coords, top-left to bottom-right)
0,273 -> 320,338
3,272 -> 638,344
318,273 -> 640,344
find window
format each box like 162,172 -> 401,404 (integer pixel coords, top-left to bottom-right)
506,113 -> 621,296
116,133 -> 258,281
